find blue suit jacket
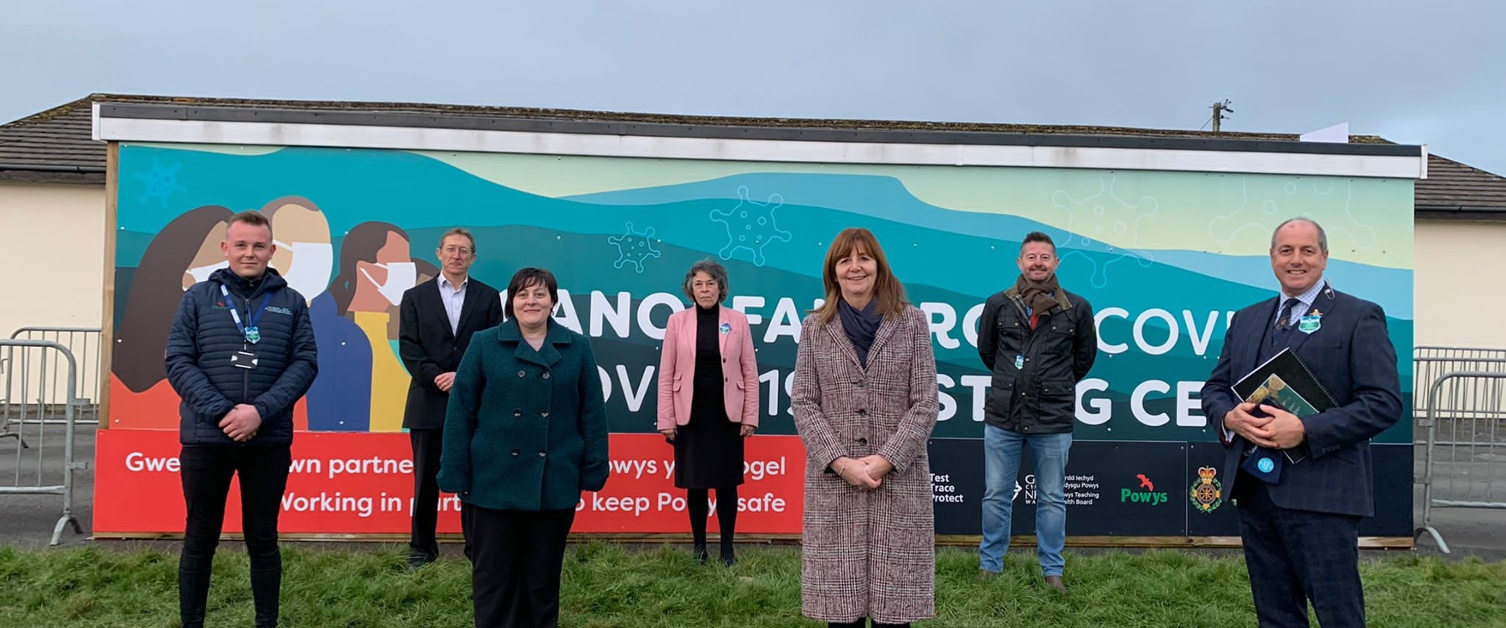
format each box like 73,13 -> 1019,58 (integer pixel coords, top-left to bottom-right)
1201,284 -> 1402,517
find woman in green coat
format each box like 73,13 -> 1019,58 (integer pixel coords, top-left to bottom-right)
438,267 -> 610,628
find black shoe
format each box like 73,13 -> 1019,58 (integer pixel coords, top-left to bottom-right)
693,544 -> 708,564
408,549 -> 437,571
720,549 -> 736,567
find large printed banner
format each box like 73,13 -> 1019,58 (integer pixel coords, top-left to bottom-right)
97,430 -> 805,534
100,142 -> 1416,538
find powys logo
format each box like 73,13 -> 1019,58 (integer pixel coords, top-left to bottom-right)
1120,474 -> 1168,506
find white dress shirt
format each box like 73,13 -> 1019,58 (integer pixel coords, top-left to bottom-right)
438,275 -> 468,335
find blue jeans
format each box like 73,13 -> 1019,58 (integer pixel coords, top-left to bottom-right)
978,425 -> 1071,576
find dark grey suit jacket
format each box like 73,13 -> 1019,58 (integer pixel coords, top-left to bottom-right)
398,277 -> 503,430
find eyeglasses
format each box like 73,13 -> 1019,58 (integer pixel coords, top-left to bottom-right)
441,246 -> 473,257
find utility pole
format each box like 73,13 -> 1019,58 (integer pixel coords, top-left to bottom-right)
1211,99 -> 1233,134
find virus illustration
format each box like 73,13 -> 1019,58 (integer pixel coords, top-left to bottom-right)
607,222 -> 662,273
134,158 -> 186,208
1050,174 -> 1158,288
1208,177 -> 1375,253
709,186 -> 792,267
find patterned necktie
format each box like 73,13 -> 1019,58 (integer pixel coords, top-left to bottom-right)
1271,297 -> 1300,344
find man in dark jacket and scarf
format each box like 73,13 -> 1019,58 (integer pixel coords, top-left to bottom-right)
165,210 -> 318,628
975,231 -> 1098,593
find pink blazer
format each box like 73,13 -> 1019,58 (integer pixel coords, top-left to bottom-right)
656,305 -> 760,430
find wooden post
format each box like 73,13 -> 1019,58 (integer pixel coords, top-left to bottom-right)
98,141 -> 119,428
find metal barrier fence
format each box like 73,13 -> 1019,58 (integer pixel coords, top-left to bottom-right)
5,327 -> 102,425
0,339 -> 85,545
1413,346 -> 1506,553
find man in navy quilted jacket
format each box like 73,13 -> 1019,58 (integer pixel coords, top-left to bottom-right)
166,210 -> 318,628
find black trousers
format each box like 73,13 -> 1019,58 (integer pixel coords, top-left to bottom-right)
1234,471 -> 1366,628
468,506 -> 577,628
409,428 -> 443,557
178,445 -> 292,628
411,428 -> 475,561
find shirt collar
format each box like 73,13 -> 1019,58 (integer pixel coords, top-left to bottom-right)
440,274 -> 469,292
1281,280 -> 1327,311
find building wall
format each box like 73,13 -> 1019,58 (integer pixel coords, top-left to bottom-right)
1414,219 -> 1506,349
0,182 -> 106,333
0,181 -> 107,402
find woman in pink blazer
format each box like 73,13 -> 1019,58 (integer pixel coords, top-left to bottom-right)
656,259 -> 760,566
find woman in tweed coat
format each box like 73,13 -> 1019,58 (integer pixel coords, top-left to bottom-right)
792,227 -> 939,628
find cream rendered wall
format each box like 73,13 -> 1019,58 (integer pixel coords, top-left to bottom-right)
0,181 -> 107,403
0,182 -> 106,334
1414,219 -> 1506,349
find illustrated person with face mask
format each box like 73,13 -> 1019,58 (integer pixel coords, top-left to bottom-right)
165,210 -> 318,628
329,221 -> 417,433
975,231 -> 1098,594
265,197 -> 373,432
264,198 -> 336,305
263,198 -> 336,430
439,267 -> 609,628
397,228 -> 504,570
655,258 -> 759,566
113,205 -> 232,429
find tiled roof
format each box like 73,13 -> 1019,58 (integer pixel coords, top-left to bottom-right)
0,97 -> 103,182
5,93 -> 1504,217
1415,154 -> 1506,218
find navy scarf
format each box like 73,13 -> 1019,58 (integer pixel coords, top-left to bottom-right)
838,298 -> 883,367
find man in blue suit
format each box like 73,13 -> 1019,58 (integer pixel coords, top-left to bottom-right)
1201,217 -> 1402,628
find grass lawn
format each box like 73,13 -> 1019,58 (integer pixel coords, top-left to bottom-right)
0,543 -> 1502,627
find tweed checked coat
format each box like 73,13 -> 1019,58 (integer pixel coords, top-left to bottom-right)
791,305 -> 939,624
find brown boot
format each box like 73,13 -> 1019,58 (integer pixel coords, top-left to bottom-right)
1044,575 -> 1067,594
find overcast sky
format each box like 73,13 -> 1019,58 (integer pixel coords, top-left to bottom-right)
4,0 -> 1502,175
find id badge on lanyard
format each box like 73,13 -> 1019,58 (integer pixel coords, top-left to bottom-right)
221,284 -> 273,346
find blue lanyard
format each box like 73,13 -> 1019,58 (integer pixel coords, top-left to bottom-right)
220,284 -> 273,344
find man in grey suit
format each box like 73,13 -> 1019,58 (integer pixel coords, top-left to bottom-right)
1202,217 -> 1402,627
398,227 -> 503,569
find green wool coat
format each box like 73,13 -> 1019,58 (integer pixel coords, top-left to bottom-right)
437,319 -> 610,511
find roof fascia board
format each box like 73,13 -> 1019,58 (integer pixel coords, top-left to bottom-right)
95,104 -> 1427,179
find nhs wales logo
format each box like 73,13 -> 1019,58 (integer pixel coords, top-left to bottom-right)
1012,475 -> 1038,505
